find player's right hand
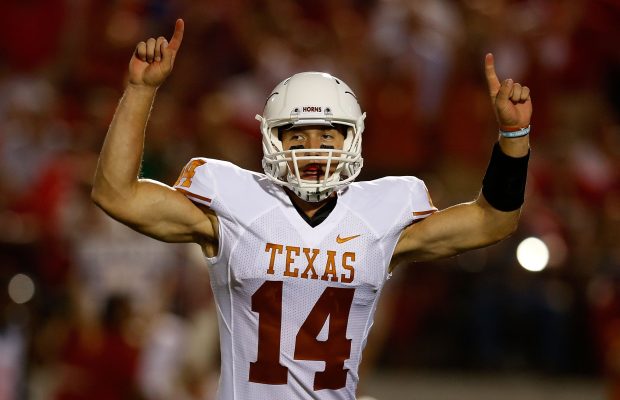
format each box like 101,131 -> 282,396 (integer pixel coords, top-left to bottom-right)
128,19 -> 184,88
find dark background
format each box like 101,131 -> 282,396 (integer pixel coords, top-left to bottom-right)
1,0 -> 619,399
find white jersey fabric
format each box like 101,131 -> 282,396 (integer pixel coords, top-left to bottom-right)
174,158 -> 436,400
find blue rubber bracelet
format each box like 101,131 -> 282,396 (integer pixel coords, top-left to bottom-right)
500,125 -> 530,138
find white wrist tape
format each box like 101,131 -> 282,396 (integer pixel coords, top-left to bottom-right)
499,125 -> 530,138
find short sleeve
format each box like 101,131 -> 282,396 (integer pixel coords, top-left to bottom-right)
406,177 -> 437,222
173,158 -> 214,207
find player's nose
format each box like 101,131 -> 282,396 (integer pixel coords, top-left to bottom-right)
308,135 -> 323,150
303,137 -> 322,158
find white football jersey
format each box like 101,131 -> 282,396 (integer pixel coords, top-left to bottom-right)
174,158 -> 436,400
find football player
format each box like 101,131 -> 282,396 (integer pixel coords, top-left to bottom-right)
92,19 -> 531,400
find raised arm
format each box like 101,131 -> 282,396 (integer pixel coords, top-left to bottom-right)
393,53 -> 531,265
91,20 -> 217,247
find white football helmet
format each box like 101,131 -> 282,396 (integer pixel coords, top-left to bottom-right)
256,72 -> 366,202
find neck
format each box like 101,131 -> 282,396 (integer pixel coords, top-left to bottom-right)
285,188 -> 335,219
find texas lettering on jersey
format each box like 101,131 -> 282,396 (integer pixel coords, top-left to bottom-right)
264,243 -> 355,284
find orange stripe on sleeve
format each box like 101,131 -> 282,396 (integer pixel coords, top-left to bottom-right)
176,187 -> 212,204
412,210 -> 436,217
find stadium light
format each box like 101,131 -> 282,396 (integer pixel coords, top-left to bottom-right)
516,237 -> 549,272
8,274 -> 35,304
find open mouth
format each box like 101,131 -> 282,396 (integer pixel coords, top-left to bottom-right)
301,163 -> 326,180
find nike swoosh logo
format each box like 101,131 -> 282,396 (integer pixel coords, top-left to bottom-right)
336,234 -> 361,244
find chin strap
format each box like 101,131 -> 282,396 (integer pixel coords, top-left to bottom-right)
292,185 -> 333,203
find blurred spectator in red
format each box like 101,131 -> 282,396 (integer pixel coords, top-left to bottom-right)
0,0 -> 68,71
53,294 -> 142,400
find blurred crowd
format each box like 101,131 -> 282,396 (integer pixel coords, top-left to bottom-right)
1,0 -> 620,399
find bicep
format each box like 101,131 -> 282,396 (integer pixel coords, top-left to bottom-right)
96,179 -> 217,244
393,196 -> 519,264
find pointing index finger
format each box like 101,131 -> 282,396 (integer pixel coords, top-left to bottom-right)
167,19 -> 184,52
485,53 -> 500,96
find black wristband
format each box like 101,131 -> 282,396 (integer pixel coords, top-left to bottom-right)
481,142 -> 530,212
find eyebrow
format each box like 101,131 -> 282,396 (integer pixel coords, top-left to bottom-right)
287,128 -> 343,135
281,127 -> 346,142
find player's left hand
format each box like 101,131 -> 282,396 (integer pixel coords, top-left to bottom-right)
484,53 -> 532,130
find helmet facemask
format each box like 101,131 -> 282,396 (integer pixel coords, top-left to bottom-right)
256,72 -> 366,202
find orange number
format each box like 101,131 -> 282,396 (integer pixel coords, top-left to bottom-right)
249,281 -> 288,384
174,159 -> 206,188
249,281 -> 355,390
294,287 -> 354,390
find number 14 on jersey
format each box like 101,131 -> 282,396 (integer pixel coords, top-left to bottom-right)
249,281 -> 355,391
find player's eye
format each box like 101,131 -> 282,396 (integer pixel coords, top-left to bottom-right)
284,132 -> 303,142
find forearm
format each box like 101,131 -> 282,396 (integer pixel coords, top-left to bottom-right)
92,84 -> 157,203
473,194 -> 520,241
458,133 -> 529,248
498,134 -> 529,157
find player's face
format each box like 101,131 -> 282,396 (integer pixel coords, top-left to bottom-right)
281,126 -> 346,181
